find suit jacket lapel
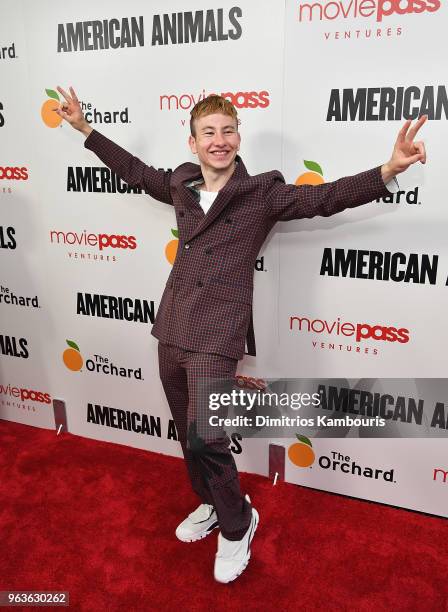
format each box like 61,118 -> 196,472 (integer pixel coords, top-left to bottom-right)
183,155 -> 248,242
178,169 -> 205,221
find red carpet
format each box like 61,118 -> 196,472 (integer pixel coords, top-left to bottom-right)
1,419 -> 447,611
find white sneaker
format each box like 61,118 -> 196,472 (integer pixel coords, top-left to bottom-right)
175,503 -> 219,542
214,495 -> 259,583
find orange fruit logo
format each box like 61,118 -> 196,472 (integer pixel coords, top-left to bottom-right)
62,340 -> 83,371
41,88 -> 62,128
295,160 -> 325,186
165,228 -> 179,265
288,434 -> 315,468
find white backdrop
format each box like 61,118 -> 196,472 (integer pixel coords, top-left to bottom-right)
1,0 -> 447,518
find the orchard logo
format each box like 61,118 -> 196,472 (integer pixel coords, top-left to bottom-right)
0,285 -> 40,308
288,439 -> 396,482
295,160 -> 325,186
254,256 -> 266,272
289,314 -> 409,356
0,43 -> 17,60
50,229 -> 137,264
165,229 -> 179,264
77,100 -> 130,125
41,87 -> 130,127
160,88 -> 269,112
377,186 -> 421,206
62,340 -> 83,371
288,434 -> 315,467
62,339 -> 143,380
41,89 -> 62,128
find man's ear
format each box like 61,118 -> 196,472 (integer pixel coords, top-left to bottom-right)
189,135 -> 197,154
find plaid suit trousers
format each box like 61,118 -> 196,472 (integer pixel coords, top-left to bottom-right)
158,341 -> 252,541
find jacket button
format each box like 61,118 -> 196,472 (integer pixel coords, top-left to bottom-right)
179,211 -> 185,217
205,248 -> 212,255
184,243 -> 190,250
225,217 -> 232,224
197,280 -> 203,287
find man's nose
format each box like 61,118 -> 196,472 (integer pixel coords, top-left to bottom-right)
213,132 -> 226,146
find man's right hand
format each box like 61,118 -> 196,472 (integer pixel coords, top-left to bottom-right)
54,86 -> 92,137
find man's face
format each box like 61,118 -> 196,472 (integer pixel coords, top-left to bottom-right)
189,113 -> 240,172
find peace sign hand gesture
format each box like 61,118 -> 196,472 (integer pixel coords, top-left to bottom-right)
382,115 -> 427,183
54,86 -> 92,137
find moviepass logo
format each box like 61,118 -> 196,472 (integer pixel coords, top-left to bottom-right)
160,89 -> 269,111
50,230 -> 137,251
298,0 -> 440,22
0,383 -> 51,404
0,166 -> 28,180
289,316 -> 410,344
433,468 -> 448,483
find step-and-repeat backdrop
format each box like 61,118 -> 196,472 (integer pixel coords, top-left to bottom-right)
1,0 -> 447,518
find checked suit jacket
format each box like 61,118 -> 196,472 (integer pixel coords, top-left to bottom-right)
85,130 -> 391,361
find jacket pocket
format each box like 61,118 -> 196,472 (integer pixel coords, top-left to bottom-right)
206,280 -> 252,305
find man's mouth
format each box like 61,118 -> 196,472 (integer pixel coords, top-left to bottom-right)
210,151 -> 230,157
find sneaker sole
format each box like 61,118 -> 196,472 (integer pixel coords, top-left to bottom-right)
215,508 -> 259,584
176,520 -> 219,543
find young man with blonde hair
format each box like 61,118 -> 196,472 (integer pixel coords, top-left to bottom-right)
55,86 -> 426,583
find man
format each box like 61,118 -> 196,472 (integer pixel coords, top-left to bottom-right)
55,86 -> 426,583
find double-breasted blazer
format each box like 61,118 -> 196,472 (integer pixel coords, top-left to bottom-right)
85,130 -> 391,360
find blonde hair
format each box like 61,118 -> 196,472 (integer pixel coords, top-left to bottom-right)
190,95 -> 238,137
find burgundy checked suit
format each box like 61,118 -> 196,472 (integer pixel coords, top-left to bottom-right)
85,129 -> 391,539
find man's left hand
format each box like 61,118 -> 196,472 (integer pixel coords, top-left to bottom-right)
381,115 -> 427,184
